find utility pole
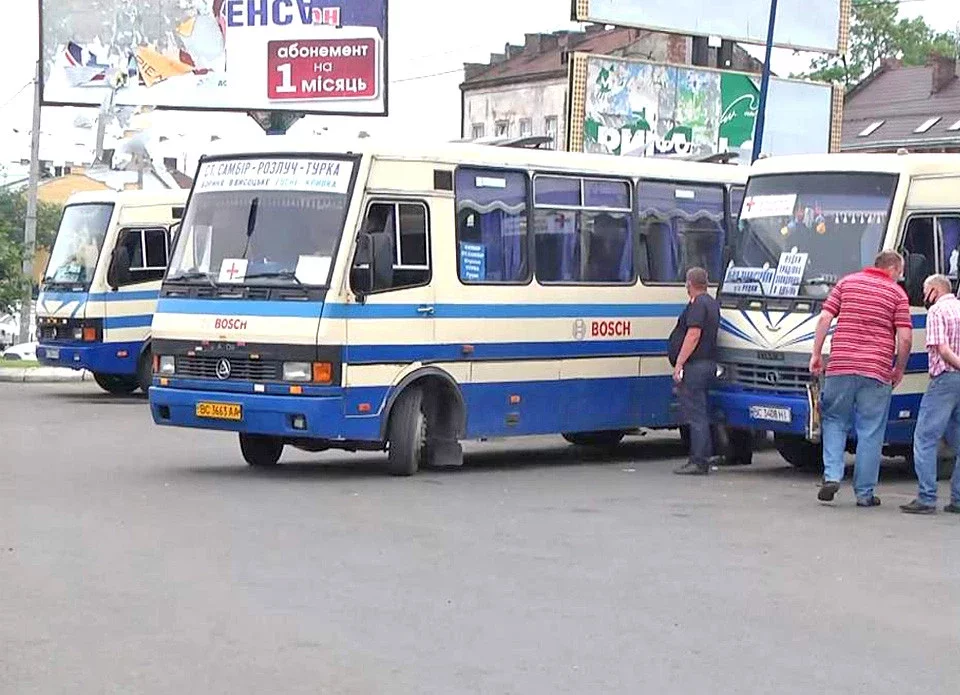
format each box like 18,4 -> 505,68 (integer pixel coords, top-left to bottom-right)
19,59 -> 41,345
751,0 -> 778,163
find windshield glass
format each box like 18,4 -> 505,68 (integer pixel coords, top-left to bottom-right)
722,172 -> 899,299
43,203 -> 114,288
167,157 -> 355,286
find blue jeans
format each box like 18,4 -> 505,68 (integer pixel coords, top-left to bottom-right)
821,375 -> 893,501
912,372 -> 960,505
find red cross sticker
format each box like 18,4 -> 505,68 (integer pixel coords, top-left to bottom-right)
225,262 -> 242,280
744,198 -> 756,213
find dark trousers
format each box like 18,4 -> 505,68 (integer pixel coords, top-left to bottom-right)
678,360 -> 716,468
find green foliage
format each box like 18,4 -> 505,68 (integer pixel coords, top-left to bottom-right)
794,0 -> 959,90
0,188 -> 64,314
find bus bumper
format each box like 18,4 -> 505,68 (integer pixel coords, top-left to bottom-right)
36,341 -> 142,375
149,385 -> 382,443
710,385 -> 816,439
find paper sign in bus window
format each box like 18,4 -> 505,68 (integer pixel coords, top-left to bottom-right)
295,255 -> 332,285
770,251 -> 809,297
218,258 -> 248,284
459,242 -> 486,281
741,194 -> 798,220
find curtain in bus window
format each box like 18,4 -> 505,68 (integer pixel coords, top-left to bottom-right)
455,169 -> 528,282
639,182 -> 724,282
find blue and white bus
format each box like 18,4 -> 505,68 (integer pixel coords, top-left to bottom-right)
148,140 -> 746,473
712,153 -> 960,475
36,190 -> 187,394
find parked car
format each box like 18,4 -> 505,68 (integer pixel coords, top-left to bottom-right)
1,342 -> 38,361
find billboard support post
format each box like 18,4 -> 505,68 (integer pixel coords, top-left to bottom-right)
18,59 -> 41,346
247,111 -> 305,135
751,0 -> 779,163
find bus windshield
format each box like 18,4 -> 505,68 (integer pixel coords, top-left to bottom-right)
722,172 -> 898,299
167,157 -> 355,287
43,203 -> 115,289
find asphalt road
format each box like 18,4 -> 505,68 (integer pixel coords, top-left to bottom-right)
2,383 -> 959,694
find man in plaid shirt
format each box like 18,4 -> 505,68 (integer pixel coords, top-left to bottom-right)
901,274 -> 960,514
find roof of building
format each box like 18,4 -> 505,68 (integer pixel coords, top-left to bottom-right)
842,57 -> 960,151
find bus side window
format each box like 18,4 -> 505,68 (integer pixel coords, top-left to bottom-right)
352,201 -> 430,294
902,216 -> 936,307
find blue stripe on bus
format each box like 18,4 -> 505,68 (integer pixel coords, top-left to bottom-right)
156,298 -> 687,319
103,315 -> 154,329
41,290 -> 159,303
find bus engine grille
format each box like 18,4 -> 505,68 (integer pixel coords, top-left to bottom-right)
730,363 -> 809,393
175,355 -> 281,382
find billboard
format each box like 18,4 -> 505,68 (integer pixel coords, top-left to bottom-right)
39,0 -> 388,116
572,0 -> 851,54
566,54 -> 841,160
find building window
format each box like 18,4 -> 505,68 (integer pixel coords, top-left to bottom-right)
545,116 -> 559,149
471,123 -> 485,140
914,117 -> 942,134
519,118 -> 532,138
638,182 -> 726,284
533,175 -> 634,284
857,121 -> 884,138
495,120 -> 510,137
455,167 -> 529,284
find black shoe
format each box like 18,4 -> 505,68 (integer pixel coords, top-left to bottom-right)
943,502 -> 960,514
818,481 -> 840,502
900,499 -> 936,515
674,462 -> 709,476
856,496 -> 881,508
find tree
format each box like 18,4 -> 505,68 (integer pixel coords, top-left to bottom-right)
0,189 -> 64,314
795,0 -> 959,90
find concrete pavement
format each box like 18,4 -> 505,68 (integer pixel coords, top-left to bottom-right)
2,383 -> 959,694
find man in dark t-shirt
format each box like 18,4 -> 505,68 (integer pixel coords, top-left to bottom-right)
668,267 -> 721,475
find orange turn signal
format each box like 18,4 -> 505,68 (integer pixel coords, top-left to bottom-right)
289,385 -> 303,395
152,354 -> 159,373
312,362 -> 332,384
82,326 -> 97,341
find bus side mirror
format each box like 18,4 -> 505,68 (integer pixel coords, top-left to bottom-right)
107,243 -> 132,290
353,232 -> 394,297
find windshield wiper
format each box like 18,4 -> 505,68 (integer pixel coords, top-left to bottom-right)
803,275 -> 838,287
243,270 -> 303,285
169,270 -> 216,287
241,197 -> 260,260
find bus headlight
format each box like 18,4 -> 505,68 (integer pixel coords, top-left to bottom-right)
158,356 -> 176,375
283,361 -> 312,382
716,364 -> 729,380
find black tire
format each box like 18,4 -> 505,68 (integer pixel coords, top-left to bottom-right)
562,431 -> 625,449
239,433 -> 283,467
387,388 -> 426,476
774,433 -> 823,472
137,349 -> 153,393
93,372 -> 138,395
726,428 -> 754,466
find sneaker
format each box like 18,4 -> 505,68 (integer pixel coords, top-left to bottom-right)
818,481 -> 840,502
900,499 -> 936,515
943,502 -> 960,514
856,496 -> 881,508
674,462 -> 709,476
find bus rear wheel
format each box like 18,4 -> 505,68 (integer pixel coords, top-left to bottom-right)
774,434 -> 823,472
386,387 -> 426,477
93,372 -> 138,395
562,431 -> 625,450
137,349 -> 153,393
240,434 -> 283,467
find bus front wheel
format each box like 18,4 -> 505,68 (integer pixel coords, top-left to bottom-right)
137,349 -> 153,393
562,431 -> 625,450
240,433 -> 283,467
387,387 -> 426,476
774,434 -> 823,472
93,372 -> 138,395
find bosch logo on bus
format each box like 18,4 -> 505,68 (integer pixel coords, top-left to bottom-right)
591,320 -> 632,337
214,317 -> 248,331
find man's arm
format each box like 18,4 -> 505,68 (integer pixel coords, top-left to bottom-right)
808,310 -> 835,375
673,327 -> 703,382
937,342 -> 960,371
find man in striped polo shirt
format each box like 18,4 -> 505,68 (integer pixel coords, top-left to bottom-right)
810,250 -> 913,506
901,274 -> 960,514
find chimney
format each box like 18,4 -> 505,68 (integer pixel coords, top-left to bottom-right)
504,43 -> 524,59
930,53 -> 957,93
585,23 -> 605,35
540,33 -> 559,52
524,33 -> 542,53
490,52 -> 506,65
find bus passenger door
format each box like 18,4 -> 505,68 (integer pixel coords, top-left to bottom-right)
345,200 -> 435,409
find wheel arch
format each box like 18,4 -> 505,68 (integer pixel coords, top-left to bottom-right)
379,366 -> 467,441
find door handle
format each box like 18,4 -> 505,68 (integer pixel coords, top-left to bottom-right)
417,305 -> 435,316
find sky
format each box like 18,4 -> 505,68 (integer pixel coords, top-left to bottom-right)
0,0 -> 956,164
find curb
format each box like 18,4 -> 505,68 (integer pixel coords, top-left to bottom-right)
0,368 -> 91,383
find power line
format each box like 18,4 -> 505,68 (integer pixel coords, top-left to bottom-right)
0,80 -> 34,112
391,68 -> 463,84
